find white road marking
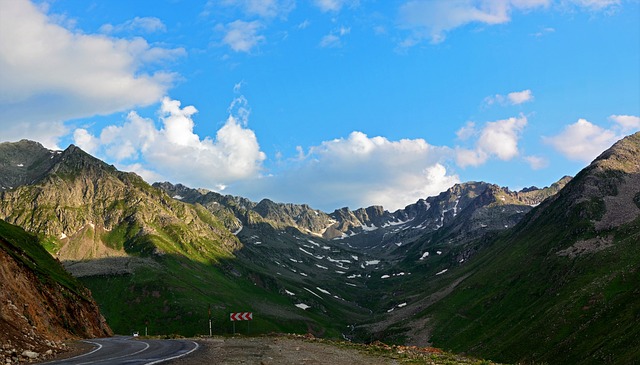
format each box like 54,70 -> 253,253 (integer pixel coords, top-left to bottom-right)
144,341 -> 200,365
52,340 -> 103,363
74,340 -> 150,365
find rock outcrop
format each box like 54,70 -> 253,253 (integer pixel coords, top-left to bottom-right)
0,220 -> 112,363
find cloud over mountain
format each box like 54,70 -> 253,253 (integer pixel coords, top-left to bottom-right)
0,0 -> 184,148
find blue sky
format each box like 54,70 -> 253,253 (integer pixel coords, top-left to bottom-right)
1,0 -> 639,211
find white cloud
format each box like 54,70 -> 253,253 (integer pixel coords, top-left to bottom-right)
73,97 -> 266,189
456,115 -> 528,167
532,26 -> 555,37
236,132 -> 458,211
319,26 -> 351,47
485,89 -> 534,106
456,121 -> 477,140
507,89 -> 534,104
298,20 -> 311,29
99,16 -> 167,34
543,118 -> 621,162
314,0 -> 350,12
564,0 -> 620,10
219,0 -> 296,18
0,0 -> 183,149
524,155 -> 548,170
609,114 -> 640,133
219,20 -> 265,52
319,34 -> 341,48
397,0 -> 617,46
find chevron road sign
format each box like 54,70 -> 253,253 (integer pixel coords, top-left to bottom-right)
230,312 -> 253,321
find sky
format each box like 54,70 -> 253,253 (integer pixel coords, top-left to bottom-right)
0,0 -> 639,212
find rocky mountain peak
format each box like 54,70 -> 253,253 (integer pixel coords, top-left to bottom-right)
591,131 -> 640,174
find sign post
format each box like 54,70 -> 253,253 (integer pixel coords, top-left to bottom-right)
230,312 -> 253,334
208,305 -> 212,337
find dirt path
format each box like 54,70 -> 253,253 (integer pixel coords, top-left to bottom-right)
166,336 -> 398,365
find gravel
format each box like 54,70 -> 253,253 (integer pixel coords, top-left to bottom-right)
166,336 -> 397,365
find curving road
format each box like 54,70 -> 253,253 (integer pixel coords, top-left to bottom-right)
41,336 -> 199,365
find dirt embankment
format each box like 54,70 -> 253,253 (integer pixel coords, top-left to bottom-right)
0,247 -> 111,364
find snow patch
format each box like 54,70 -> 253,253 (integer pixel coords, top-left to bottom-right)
295,303 -> 310,310
172,195 -> 184,200
316,287 -> 331,295
381,275 -> 390,279
16,163 -> 24,167
315,264 -> 328,270
304,288 -> 322,299
436,251 -> 442,255
299,247 -> 314,256
285,290 -> 295,296
59,233 -> 67,239
365,260 -> 380,266
419,252 -> 429,260
232,226 -> 243,235
435,269 -> 448,275
362,224 -> 378,232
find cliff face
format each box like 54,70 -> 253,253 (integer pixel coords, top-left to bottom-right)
0,220 -> 112,363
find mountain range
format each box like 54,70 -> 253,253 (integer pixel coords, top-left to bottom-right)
0,132 -> 638,364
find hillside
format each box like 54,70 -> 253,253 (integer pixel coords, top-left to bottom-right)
0,141 -> 373,337
371,132 -> 640,364
0,219 -> 112,363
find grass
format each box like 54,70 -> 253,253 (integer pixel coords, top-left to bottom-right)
0,219 -> 87,299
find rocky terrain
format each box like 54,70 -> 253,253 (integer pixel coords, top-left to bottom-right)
0,220 -> 112,364
166,335 -> 505,365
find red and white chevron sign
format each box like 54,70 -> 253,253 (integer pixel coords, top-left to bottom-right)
230,312 -> 253,321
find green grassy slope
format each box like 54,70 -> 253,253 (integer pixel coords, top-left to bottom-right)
0,219 -> 85,298
397,133 -> 640,364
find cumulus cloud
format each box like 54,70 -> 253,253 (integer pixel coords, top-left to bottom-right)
99,16 -> 167,34
398,0 -> 618,45
74,97 -> 266,189
236,132 -> 458,211
543,118 -> 624,162
484,89 -> 534,106
218,20 -> 265,52
0,0 -> 183,148
609,114 -> 640,133
456,115 -> 528,167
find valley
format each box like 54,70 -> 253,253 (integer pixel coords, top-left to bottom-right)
1,132 -> 639,364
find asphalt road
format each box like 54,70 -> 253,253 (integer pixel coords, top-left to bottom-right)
41,336 -> 199,365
